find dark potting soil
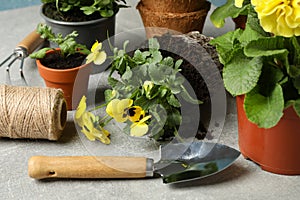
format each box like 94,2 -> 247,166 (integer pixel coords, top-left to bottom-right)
42,3 -> 101,22
40,51 -> 86,69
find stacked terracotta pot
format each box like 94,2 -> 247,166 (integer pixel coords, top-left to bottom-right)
137,0 -> 211,38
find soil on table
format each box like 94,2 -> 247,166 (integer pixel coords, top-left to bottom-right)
40,51 -> 86,69
42,3 -> 102,22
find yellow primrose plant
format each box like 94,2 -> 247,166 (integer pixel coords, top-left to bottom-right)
75,38 -> 202,144
210,0 -> 300,128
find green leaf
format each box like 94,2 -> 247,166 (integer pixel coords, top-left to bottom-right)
239,21 -> 266,45
148,63 -> 165,85
246,6 -> 269,37
122,66 -> 132,80
148,38 -> 160,51
29,48 -> 52,59
104,89 -> 115,103
166,109 -> 182,126
175,59 -> 183,70
180,85 -> 203,104
133,50 -> 150,64
161,57 -> 174,68
100,9 -> 114,17
293,99 -> 300,117
258,63 -> 284,96
223,50 -> 263,96
288,65 -> 300,78
107,77 -> 119,87
292,77 -> 300,94
148,50 -> 163,64
80,6 -> 97,15
210,0 -> 249,28
244,37 -> 287,57
244,84 -> 284,128
210,29 -> 243,65
167,94 -> 181,108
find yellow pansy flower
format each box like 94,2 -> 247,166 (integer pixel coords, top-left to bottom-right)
106,99 -> 133,122
253,0 -> 300,37
93,127 -> 111,145
80,111 -> 111,144
86,41 -> 107,65
130,115 -> 151,137
75,96 -> 87,127
128,106 -> 145,122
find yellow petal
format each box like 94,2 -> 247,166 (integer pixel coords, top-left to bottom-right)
75,96 -> 87,126
118,99 -> 133,111
130,115 -> 151,137
94,51 -> 107,65
85,52 -> 95,64
106,99 -> 120,117
128,106 -> 145,122
130,122 -> 149,137
81,127 -> 96,141
235,0 -> 244,8
100,127 -> 110,137
91,41 -> 99,53
93,128 -> 111,144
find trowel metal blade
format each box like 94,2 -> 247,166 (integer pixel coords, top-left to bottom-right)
154,142 -> 240,184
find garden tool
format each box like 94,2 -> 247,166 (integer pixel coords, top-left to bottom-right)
0,30 -> 44,77
28,142 -> 240,184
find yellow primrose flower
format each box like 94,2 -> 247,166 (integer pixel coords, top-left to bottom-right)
75,96 -> 87,127
106,99 -> 133,122
235,0 -> 244,8
130,115 -> 151,137
86,41 -> 107,65
253,0 -> 300,37
128,106 -> 145,122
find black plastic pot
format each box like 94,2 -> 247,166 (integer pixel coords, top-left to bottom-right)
40,5 -> 117,48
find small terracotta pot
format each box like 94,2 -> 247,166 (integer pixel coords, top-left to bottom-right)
137,2 -> 210,38
236,95 -> 300,175
36,49 -> 91,110
140,0 -> 208,13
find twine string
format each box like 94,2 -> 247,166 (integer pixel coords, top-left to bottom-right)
0,85 -> 67,140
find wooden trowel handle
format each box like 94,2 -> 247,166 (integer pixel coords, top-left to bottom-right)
28,156 -> 153,180
17,30 -> 44,54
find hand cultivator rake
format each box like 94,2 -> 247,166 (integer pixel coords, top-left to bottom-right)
0,30 -> 44,77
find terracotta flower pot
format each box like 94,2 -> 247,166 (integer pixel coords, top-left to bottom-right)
140,0 -> 208,13
137,2 -> 211,38
236,95 -> 300,175
36,49 -> 91,110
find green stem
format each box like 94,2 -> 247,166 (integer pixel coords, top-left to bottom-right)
174,129 -> 185,143
92,103 -> 108,111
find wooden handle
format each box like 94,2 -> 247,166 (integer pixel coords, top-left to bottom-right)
17,30 -> 44,54
28,156 -> 151,180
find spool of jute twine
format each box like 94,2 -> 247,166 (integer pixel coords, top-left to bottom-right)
0,85 -> 67,140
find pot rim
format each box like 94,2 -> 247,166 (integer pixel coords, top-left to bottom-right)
40,4 -> 118,26
36,48 -> 90,73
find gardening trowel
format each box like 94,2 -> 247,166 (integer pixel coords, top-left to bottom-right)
28,142 -> 240,184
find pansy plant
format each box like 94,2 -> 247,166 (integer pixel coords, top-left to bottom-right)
75,38 -> 202,144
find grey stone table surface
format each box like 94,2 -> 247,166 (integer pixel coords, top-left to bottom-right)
0,1 -> 300,200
